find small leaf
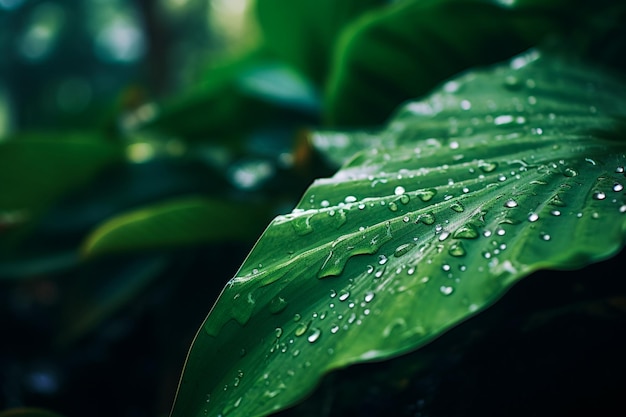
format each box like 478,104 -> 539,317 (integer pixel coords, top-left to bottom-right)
82,196 -> 272,256
171,50 -> 626,417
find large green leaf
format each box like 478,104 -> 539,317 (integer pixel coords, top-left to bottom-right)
324,0 -> 617,127
170,50 -> 626,417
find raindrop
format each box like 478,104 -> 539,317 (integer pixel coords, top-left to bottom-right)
378,255 -> 388,265
450,202 -> 464,212
403,216 -> 410,223
275,328 -> 283,338
417,213 -> 436,225
417,189 -> 437,202
613,183 -> 624,192
307,328 -> 321,343
321,200 -> 330,208
329,289 -> 337,298
585,158 -> 597,166
478,161 -> 498,173
549,194 -> 566,207
494,115 -> 514,126
440,285 -> 454,295
366,265 -> 374,274
442,264 -> 451,272
399,194 -> 410,204
528,213 -> 539,222
460,99 -> 472,110
394,242 -> 415,257
374,266 -> 386,278
563,167 -> 578,177
449,242 -> 466,257
364,292 -> 375,303
330,325 -> 339,334
407,266 -> 416,275
388,202 -> 398,212
293,313 -> 301,322
453,224 -> 479,239
504,199 -> 518,208
616,166 -> 625,174
496,228 -> 506,236
295,322 -> 308,337
550,210 -> 561,216
592,191 -> 606,200
339,290 -> 350,301
344,196 -> 357,203
394,186 -> 406,195
540,233 -> 551,241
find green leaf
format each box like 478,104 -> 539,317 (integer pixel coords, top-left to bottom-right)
255,0 -> 387,86
82,196 -> 272,256
139,52 -> 319,142
0,132 -> 122,252
170,50 -> 626,417
0,132 -> 122,212
324,0 -> 610,127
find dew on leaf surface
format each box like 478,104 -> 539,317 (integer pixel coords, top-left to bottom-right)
417,189 -> 437,202
394,242 -> 415,257
307,328 -> 321,343
440,285 -> 454,295
593,191 -> 606,200
449,242 -> 466,257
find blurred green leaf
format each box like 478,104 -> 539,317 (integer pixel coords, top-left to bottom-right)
170,50 -> 626,417
255,0 -> 386,86
324,0 -> 617,127
0,132 -> 122,211
139,52 -> 319,142
0,132 -> 123,252
82,196 -> 272,257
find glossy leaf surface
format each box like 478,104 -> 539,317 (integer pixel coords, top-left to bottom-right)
171,50 -> 626,417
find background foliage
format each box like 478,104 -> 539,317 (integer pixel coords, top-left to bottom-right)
1,1 -> 626,417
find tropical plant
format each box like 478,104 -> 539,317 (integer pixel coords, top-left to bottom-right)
1,0 -> 626,417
